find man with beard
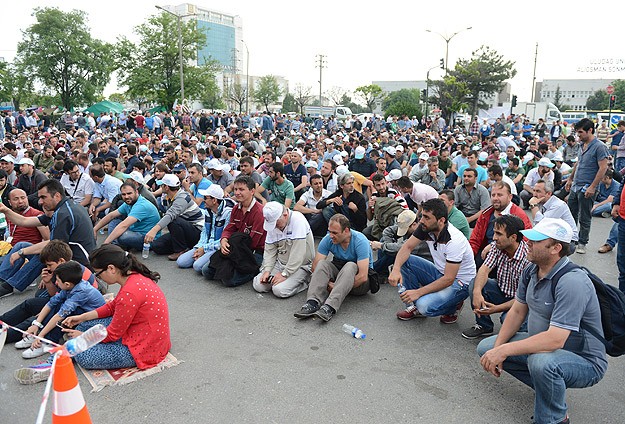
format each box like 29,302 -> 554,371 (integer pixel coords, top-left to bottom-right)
15,158 -> 48,209
316,173 -> 367,232
319,159 -> 339,192
388,198 -> 476,324
0,169 -> 15,207
284,148 -> 308,200
255,162 -> 295,209
92,181 -> 161,252
295,174 -> 332,237
469,181 -> 532,264
1,155 -> 17,186
3,189 -> 48,248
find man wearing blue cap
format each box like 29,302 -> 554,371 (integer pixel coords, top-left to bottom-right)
478,217 -> 606,424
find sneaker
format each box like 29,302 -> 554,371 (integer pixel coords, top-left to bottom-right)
22,344 -> 48,359
396,306 -> 425,321
575,244 -> 587,254
14,364 -> 51,385
462,324 -> 494,339
313,304 -> 335,322
0,280 -> 14,298
598,244 -> 613,253
15,336 -> 34,349
440,301 -> 464,324
601,211 -> 612,218
294,300 -> 320,318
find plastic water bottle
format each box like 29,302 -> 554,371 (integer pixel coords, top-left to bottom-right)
98,228 -> 104,235
397,282 -> 416,310
342,324 -> 366,339
142,243 -> 150,259
64,324 -> 108,357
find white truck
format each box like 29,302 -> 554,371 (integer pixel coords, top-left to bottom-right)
302,105 -> 353,120
512,102 -> 562,126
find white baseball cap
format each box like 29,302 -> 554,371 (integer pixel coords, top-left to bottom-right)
354,146 -> 366,159
16,157 -> 35,166
155,174 -> 180,187
419,152 -> 429,161
306,161 -> 318,169
396,210 -> 417,237
263,201 -> 285,232
336,165 -> 350,176
521,217 -> 573,243
537,157 -> 555,168
0,155 -> 14,163
122,171 -> 145,185
386,169 -> 402,182
384,146 -> 396,156
198,184 -> 224,200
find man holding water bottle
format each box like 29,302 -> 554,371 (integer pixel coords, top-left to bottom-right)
388,198 -> 475,324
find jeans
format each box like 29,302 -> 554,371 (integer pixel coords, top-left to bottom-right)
305,212 -> 328,237
469,278 -> 527,332
567,188 -> 596,245
618,218 -> 625,293
615,157 -> 625,173
591,202 -> 612,217
113,230 -> 148,252
0,297 -> 49,343
202,252 -> 263,287
606,222 -> 619,247
0,242 -> 45,291
373,251 -> 395,276
400,255 -> 469,316
477,333 -> 604,424
74,317 -> 137,370
176,247 -> 215,273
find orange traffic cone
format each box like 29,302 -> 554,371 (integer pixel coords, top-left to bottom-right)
52,353 -> 92,423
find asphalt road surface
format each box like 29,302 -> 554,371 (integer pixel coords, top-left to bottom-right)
0,216 -> 623,423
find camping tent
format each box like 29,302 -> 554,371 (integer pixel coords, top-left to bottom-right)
84,101 -> 124,115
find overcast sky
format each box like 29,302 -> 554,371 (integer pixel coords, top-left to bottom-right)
3,0 -> 625,103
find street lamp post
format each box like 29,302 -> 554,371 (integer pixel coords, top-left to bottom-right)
425,27 -> 472,75
425,65 -> 439,119
155,6 -> 195,106
241,40 -> 250,114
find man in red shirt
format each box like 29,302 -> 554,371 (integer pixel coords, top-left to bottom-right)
202,175 -> 266,286
134,111 -> 146,136
469,181 -> 532,267
5,188 -> 49,247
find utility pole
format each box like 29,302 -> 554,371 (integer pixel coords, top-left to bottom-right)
241,40 -> 250,114
316,54 -> 326,111
531,43 -> 538,102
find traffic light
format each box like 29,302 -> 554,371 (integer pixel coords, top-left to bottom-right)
511,95 -> 517,108
609,95 -> 616,109
440,58 -> 445,70
421,89 -> 427,99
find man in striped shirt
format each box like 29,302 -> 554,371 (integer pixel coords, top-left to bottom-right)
462,215 -> 529,339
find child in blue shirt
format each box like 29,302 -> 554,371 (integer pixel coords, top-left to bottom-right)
20,260 -> 105,359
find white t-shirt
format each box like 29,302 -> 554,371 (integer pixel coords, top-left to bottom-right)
412,222 -> 476,286
299,187 -> 332,210
60,172 -> 95,204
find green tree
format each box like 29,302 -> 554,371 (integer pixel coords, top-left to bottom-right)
281,93 -> 297,113
382,89 -> 423,120
254,75 -> 282,112
108,93 -> 127,104
16,8 -> 113,110
339,93 -> 366,114
430,75 -> 470,123
552,86 -> 570,111
115,12 -> 221,110
355,84 -> 385,112
451,45 -> 516,117
586,90 -> 608,111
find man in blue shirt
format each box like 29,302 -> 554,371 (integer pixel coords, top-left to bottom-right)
591,169 -> 620,217
294,214 -> 373,322
92,181 -> 160,251
186,163 -> 212,209
478,218 -> 606,424
564,118 -> 610,253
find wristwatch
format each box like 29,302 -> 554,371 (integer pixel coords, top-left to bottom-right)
18,248 -> 25,258
31,320 -> 44,329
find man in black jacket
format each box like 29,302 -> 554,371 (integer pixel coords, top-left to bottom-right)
317,172 -> 367,232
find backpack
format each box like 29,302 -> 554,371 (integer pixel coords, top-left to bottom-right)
543,262 -> 625,357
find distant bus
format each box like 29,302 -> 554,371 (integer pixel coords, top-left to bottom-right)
561,111 -> 587,125
562,110 -> 625,129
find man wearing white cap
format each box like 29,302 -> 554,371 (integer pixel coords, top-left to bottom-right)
145,174 -> 204,260
409,156 -> 445,192
384,146 -> 401,172
92,180 -> 161,252
408,152 -> 430,179
0,155 -> 17,185
15,157 -> 47,209
178,184 -> 235,273
348,145 -> 376,178
478,218 -> 606,424
253,202 -> 315,298
206,158 -> 234,190
521,157 -> 555,209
